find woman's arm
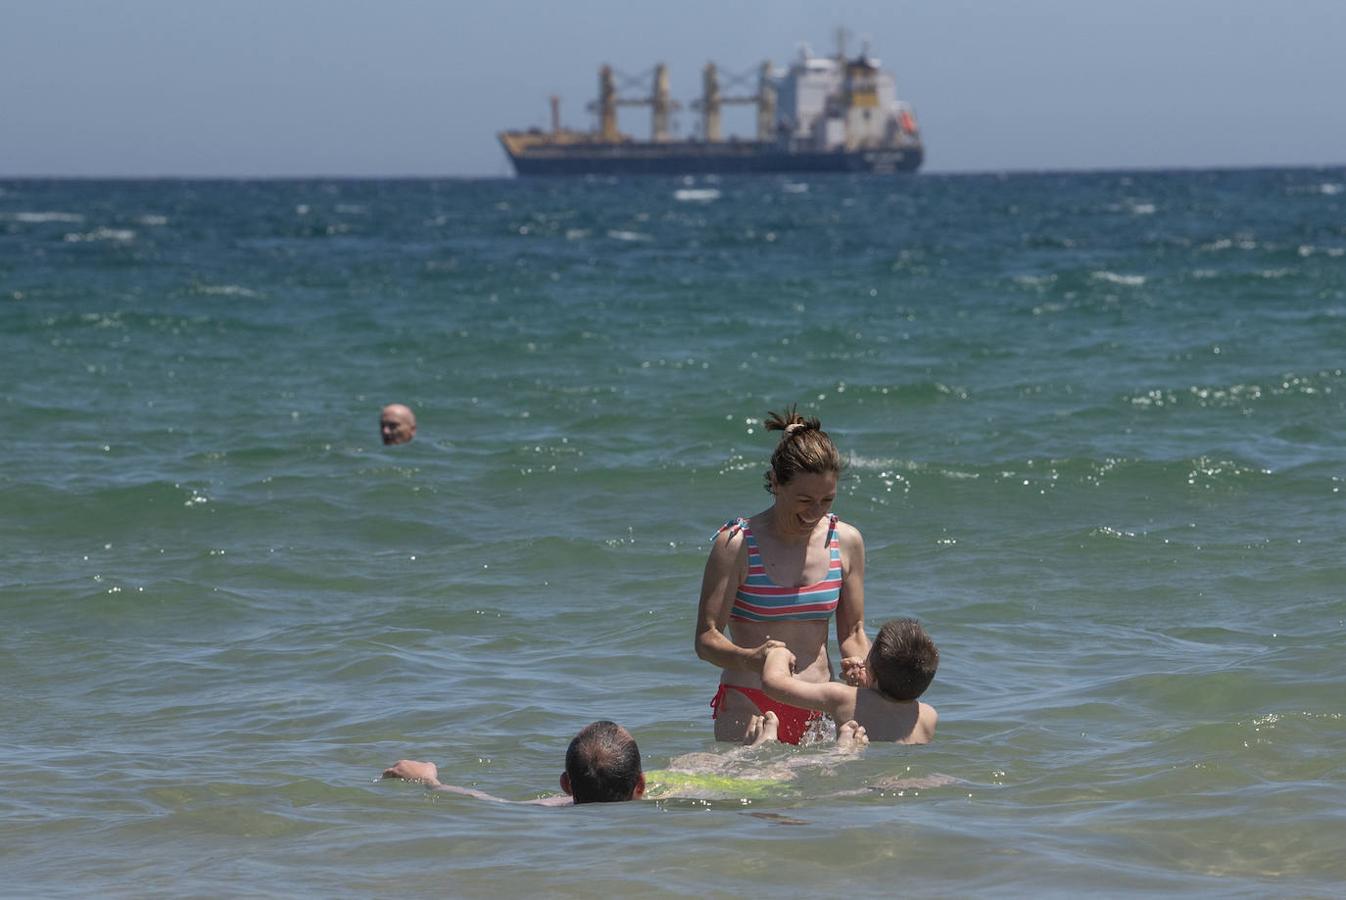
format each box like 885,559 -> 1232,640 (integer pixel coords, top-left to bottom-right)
760,647 -> 851,717
694,528 -> 782,671
835,523 -> 870,663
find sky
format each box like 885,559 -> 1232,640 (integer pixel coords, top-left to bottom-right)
3,0 -> 1345,177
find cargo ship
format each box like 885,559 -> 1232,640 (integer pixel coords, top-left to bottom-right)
498,39 -> 923,176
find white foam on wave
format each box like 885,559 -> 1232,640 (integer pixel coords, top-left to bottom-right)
1297,245 -> 1346,258
845,453 -> 906,471
1287,182 -> 1341,196
136,214 -> 169,226
606,229 -> 653,242
781,182 -> 809,193
1200,236 -> 1258,252
64,227 -> 135,243
1091,271 -> 1146,286
1014,274 -> 1056,288
1091,526 -> 1137,539
8,211 -> 85,223
195,284 -> 260,297
673,188 -> 720,202
1129,202 -> 1156,215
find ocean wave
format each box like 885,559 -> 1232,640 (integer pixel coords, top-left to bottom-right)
1296,244 -> 1346,258
1199,236 -> 1259,252
673,188 -> 720,202
5,211 -> 86,223
1287,182 -> 1342,196
1107,201 -> 1156,215
1125,370 -> 1344,411
63,227 -> 135,243
193,284 -> 261,298
606,229 -> 654,242
842,455 -> 1275,497
1091,271 -> 1146,286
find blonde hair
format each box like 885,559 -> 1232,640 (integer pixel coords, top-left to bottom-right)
762,404 -> 844,493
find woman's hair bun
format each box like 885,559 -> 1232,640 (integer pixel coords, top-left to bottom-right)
764,404 -> 821,436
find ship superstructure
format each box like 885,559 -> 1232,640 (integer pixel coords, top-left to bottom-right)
498,38 -> 923,176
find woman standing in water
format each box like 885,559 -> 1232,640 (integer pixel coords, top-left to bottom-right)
695,406 -> 869,744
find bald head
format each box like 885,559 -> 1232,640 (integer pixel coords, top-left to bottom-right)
380,404 -> 417,445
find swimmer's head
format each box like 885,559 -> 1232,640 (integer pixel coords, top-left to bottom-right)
561,721 -> 645,803
762,404 -> 844,494
380,403 -> 417,445
868,618 -> 939,702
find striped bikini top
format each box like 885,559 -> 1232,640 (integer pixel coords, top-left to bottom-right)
722,514 -> 843,623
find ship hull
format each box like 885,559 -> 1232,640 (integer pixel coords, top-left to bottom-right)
500,137 -> 922,176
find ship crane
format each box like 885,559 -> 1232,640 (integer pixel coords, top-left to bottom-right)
588,64 -> 682,143
689,62 -> 775,142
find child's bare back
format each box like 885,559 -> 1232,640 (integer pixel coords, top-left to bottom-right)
840,686 -> 937,744
760,617 -> 939,744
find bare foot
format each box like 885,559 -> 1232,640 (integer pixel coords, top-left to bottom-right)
744,711 -> 780,746
836,720 -> 869,751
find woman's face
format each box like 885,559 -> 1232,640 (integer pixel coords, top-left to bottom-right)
771,470 -> 838,533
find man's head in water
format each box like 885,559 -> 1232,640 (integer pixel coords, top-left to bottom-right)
561,721 -> 645,803
380,404 -> 417,445
867,618 -> 939,701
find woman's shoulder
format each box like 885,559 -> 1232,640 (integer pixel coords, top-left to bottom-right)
832,516 -> 864,546
713,516 -> 749,538
710,517 -> 751,555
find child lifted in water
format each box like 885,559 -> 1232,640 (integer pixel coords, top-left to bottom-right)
760,617 -> 938,744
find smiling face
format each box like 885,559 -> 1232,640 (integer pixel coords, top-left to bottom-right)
770,470 -> 838,534
380,404 -> 417,445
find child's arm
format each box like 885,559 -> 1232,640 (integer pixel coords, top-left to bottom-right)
760,647 -> 853,719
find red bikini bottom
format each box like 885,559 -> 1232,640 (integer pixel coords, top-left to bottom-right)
710,683 -> 821,745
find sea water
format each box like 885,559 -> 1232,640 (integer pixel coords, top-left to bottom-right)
2,170 -> 1344,896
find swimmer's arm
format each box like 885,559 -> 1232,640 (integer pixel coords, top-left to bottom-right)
434,785 -> 572,806
760,647 -> 852,718
695,528 -> 783,671
382,760 -> 572,806
835,524 -> 869,663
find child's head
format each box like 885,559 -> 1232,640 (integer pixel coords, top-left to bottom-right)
868,618 -> 939,701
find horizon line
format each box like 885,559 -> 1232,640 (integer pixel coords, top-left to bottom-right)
3,160 -> 1345,182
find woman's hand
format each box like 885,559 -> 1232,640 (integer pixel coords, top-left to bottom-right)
747,638 -> 787,671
